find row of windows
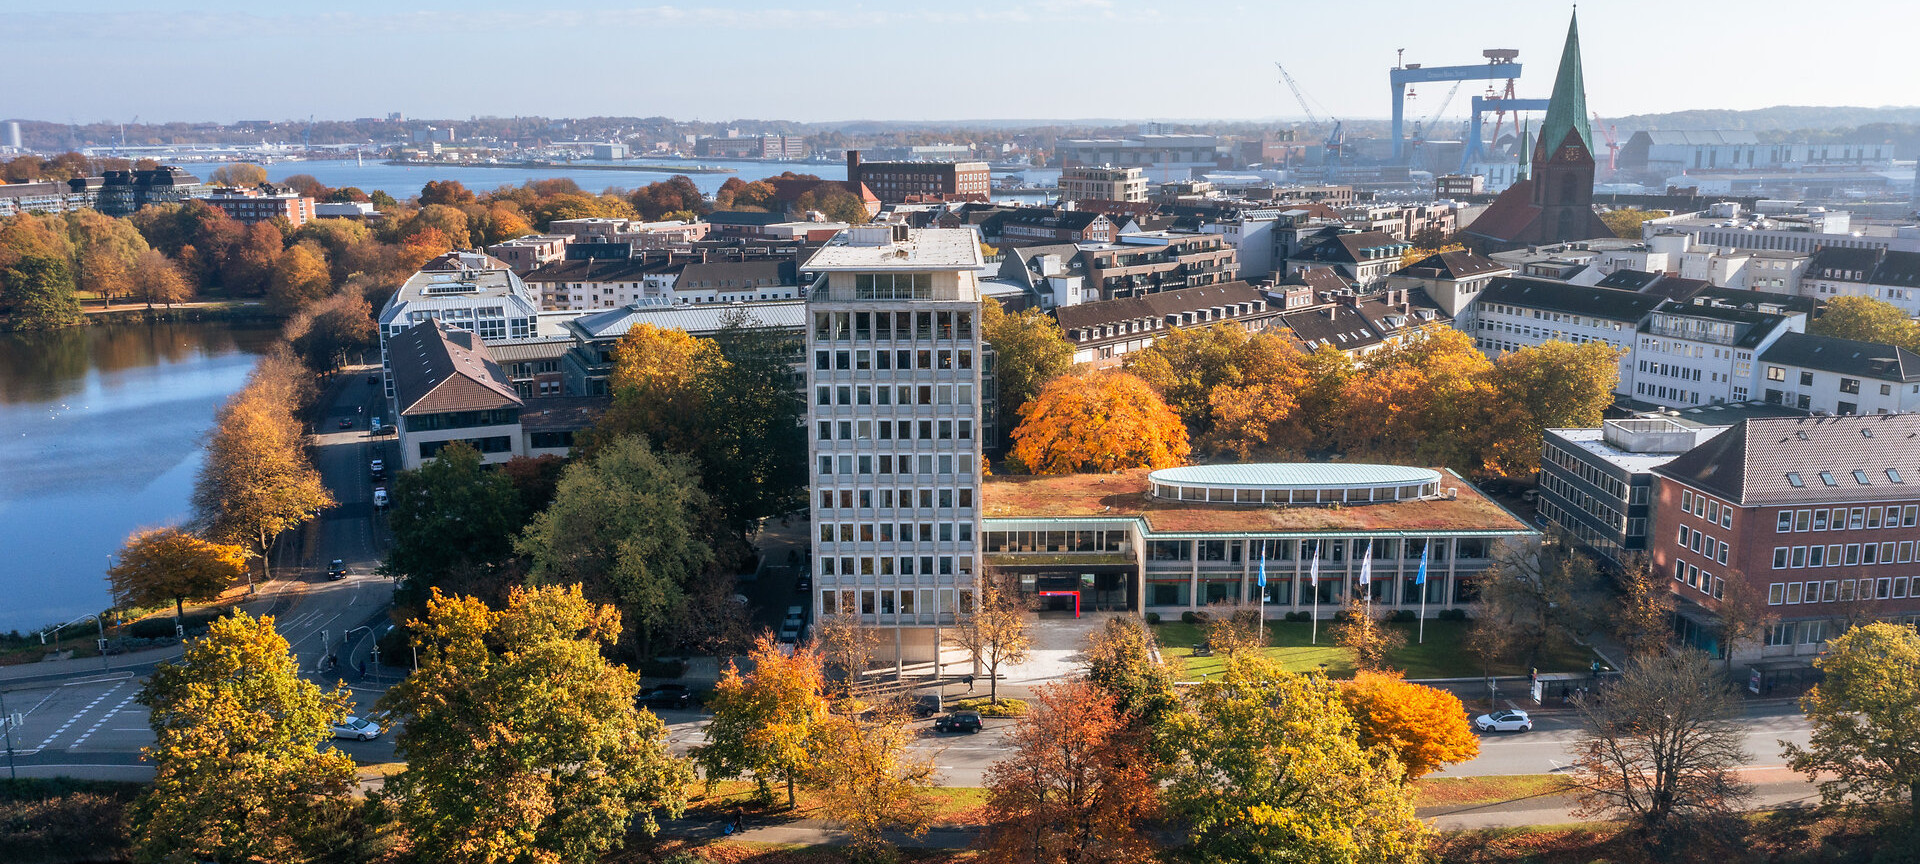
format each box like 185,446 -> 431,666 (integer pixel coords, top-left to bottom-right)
1677,524 -> 1730,565
818,483 -> 976,511
820,521 -> 974,544
1477,303 -> 1626,331
815,419 -> 975,443
816,383 -> 974,407
815,309 -> 972,341
1542,443 -> 1637,502
1148,577 -> 1461,608
817,555 -> 972,578
1539,498 -> 1639,561
821,588 -> 972,617
814,348 -> 974,372
1139,537 -> 1479,563
983,530 -> 1129,553
1771,541 -> 1918,569
1766,620 -> 1827,646
1673,560 -> 1724,600
1775,505 -> 1919,532
1540,471 -> 1628,531
1768,577 -> 1912,606
1680,489 -> 1736,528
1639,359 -> 1702,382
1635,381 -> 1703,404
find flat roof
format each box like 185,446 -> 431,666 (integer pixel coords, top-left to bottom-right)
1547,426 -> 1730,475
983,468 -> 1532,537
804,227 -> 983,270
1150,463 -> 1440,490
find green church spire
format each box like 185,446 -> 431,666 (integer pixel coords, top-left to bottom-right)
1535,10 -> 1593,157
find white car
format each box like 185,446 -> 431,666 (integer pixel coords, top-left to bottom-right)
332,715 -> 381,741
1474,709 -> 1533,733
372,487 -> 389,509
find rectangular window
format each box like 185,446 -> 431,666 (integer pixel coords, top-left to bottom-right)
1773,547 -> 1789,569
1828,544 -> 1843,566
1795,509 -> 1812,531
1777,511 -> 1793,532
1792,546 -> 1808,568
1813,509 -> 1830,531
1869,507 -> 1884,529
1718,541 -> 1729,565
1902,541 -> 1915,564
1768,583 -> 1785,605
1682,490 -> 1694,512
1786,582 -> 1803,603
1809,545 -> 1826,567
1851,508 -> 1867,529
1907,505 -> 1919,527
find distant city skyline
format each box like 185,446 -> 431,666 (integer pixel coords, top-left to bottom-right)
10,0 -> 1918,126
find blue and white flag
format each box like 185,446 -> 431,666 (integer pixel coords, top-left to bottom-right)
1258,541 -> 1268,588
1359,541 -> 1373,587
1416,543 -> 1430,585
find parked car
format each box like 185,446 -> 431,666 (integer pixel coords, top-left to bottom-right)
794,574 -> 811,593
367,373 -> 379,384
369,458 -> 385,477
327,559 -> 347,581
1474,709 -> 1533,733
777,622 -> 801,643
933,711 -> 982,734
372,487 -> 389,509
903,695 -> 941,719
638,684 -> 694,711
331,715 -> 380,741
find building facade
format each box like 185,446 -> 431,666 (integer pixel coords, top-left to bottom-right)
1756,332 -> 1920,415
845,152 -> 990,204
195,184 -> 315,227
386,320 -> 525,471
1059,166 -> 1147,203
804,226 -> 986,669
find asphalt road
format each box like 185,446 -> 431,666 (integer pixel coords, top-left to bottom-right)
0,369 -> 400,779
1437,697 -> 1814,777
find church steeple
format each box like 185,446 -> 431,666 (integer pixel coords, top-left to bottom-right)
1535,11 -> 1593,159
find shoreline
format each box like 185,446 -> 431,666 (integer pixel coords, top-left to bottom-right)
383,159 -> 736,175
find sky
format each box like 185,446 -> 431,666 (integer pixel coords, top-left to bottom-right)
9,0 -> 1918,125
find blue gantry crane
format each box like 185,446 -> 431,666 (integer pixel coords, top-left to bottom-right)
1391,48 -> 1528,162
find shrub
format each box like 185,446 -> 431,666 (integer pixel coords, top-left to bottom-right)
1438,608 -> 1470,621
1331,609 -> 1354,623
948,697 -> 1028,718
1143,612 -> 1161,625
1180,610 -> 1201,625
376,625 -> 412,667
1389,610 -> 1418,623
1284,611 -> 1312,622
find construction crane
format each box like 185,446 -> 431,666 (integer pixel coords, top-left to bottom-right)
1592,112 -> 1620,174
1409,80 -> 1463,152
1276,62 -> 1345,176
1275,63 -> 1323,126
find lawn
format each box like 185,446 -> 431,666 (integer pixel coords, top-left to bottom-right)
687,780 -> 990,826
1151,619 -> 1597,681
1413,774 -> 1575,809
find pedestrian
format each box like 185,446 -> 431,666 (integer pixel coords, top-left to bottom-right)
356,659 -> 366,677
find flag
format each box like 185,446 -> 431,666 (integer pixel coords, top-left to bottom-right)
1258,541 -> 1268,588
1416,543 -> 1430,585
1359,541 -> 1373,587
1309,543 -> 1320,587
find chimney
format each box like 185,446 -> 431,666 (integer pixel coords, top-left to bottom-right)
846,150 -> 861,183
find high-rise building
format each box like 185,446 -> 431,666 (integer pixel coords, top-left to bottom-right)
803,225 -> 986,672
5,121 -> 20,150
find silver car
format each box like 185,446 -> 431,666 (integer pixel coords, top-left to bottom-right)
331,715 -> 381,741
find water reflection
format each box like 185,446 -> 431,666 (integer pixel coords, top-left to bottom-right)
0,321 -> 277,633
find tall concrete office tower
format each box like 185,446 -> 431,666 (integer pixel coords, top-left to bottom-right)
5,121 -> 21,151
803,225 -> 985,674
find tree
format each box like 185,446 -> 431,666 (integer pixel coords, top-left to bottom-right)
381,585 -> 693,864
1784,622 -> 1920,830
284,290 -> 375,372
68,209 -> 149,307
515,436 -> 715,654
130,612 -> 357,864
1570,650 -> 1752,841
815,599 -> 884,698
1204,337 -> 1317,458
209,163 -> 268,187
629,176 -> 707,221
107,527 -> 249,623
792,185 -> 870,224
1486,339 -> 1622,474
192,355 -> 333,583
129,248 -> 192,308
1712,573 -> 1775,673
1610,553 -> 1675,660
1011,370 -> 1190,474
1331,597 -> 1406,672
417,179 -> 476,207
805,709 -> 937,857
1200,602 -> 1266,658
697,636 -> 829,808
1164,655 -> 1429,864
945,572 -> 1031,703
267,241 -> 332,313
224,220 -> 284,296
1599,208 -> 1667,240
600,323 -> 725,453
983,680 -> 1159,864
1130,325 -> 1300,437
1081,616 -> 1180,738
1471,533 -> 1601,669
979,300 -> 1073,430
1810,295 -> 1920,352
385,441 -> 524,591
1338,671 -> 1480,779
1325,328 -> 1497,472
1,254 -> 84,329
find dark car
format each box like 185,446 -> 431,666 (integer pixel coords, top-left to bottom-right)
326,559 -> 347,580
367,374 -> 379,384
794,574 -> 812,593
903,695 -> 941,719
933,711 -> 982,734
638,684 -> 694,711
337,417 -> 353,429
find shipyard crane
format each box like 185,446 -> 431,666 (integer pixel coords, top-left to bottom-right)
1275,63 -> 1325,126
1391,48 -> 1529,161
1409,80 -> 1463,151
1592,112 -> 1620,173
1276,62 -> 1346,176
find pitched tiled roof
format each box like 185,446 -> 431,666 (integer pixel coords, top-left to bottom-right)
1653,414 -> 1920,506
1292,230 -> 1407,265
1276,303 -> 1381,352
1392,250 -> 1508,280
1055,281 -> 1265,334
998,208 -> 1108,232
523,258 -> 671,283
1758,332 -> 1920,382
1278,266 -> 1356,295
1476,276 -> 1666,321
387,320 -> 523,417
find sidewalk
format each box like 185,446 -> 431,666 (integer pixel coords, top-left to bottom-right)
0,576 -> 303,687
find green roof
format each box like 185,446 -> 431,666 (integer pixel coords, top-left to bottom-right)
1536,11 -> 1593,158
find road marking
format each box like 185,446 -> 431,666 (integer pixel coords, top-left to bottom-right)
38,681 -> 124,749
70,692 -> 139,749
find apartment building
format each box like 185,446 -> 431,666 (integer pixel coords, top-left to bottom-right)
1800,246 -> 1920,314
1650,414 -> 1920,660
1385,250 -> 1513,318
803,225 -> 986,670
377,267 -> 542,401
524,256 -> 800,311
386,320 -> 525,471
1053,282 -> 1275,367
1461,277 -> 1660,393
845,152 -> 990,204
1625,300 -> 1802,408
485,235 -> 570,274
993,208 -> 1116,246
1756,332 -> 1920,415
1083,232 -> 1237,299
1059,166 -> 1147,203
1284,231 -> 1413,289
195,184 -> 315,227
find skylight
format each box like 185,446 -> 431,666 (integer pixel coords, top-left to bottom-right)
1889,469 -> 1904,484
1854,470 -> 1872,485
1786,472 -> 1805,487
1820,471 -> 1838,486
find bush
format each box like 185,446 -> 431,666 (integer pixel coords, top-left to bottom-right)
1180,610 -> 1200,625
1331,609 -> 1354,623
1438,608 -> 1470,621
639,658 -> 687,678
948,697 -> 1028,717
125,610 -> 225,639
1143,612 -> 1161,625
1284,611 -> 1312,622
0,778 -> 141,863
1389,609 -> 1418,623
376,625 -> 412,667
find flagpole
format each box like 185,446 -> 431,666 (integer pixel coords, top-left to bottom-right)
1257,541 -> 1267,645
1310,542 -> 1319,646
1417,543 -> 1430,644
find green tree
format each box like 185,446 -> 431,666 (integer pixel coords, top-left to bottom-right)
108,527 -> 250,623
1785,622 -> 1920,830
131,612 -> 357,864
385,440 -> 524,594
1163,655 -> 1429,864
1081,616 -> 1181,739
2,254 -> 85,329
1810,295 -> 1920,352
381,585 -> 693,864
980,300 -> 1073,436
516,436 -> 715,654
697,636 -> 829,808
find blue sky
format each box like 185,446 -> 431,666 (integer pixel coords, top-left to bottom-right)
10,0 -> 1916,124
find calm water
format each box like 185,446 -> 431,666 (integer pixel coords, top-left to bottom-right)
0,321 -> 280,634
255,158 -> 1055,202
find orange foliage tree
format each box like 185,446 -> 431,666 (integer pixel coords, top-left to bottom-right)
1338,670 -> 1480,779
1011,370 -> 1189,474
983,679 -> 1159,863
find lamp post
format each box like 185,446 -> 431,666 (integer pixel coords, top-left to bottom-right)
0,687 -> 17,780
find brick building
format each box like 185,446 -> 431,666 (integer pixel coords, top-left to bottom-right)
196,184 -> 315,227
845,151 -> 990,204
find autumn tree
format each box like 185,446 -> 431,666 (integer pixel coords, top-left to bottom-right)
385,441 -> 525,606
284,289 -> 375,372
1398,242 -> 1466,270
629,176 -> 707,221
1331,597 -> 1406,672
1128,324 -> 1294,436
107,527 -> 249,623
1784,622 -> 1920,830
1809,295 -> 1920,352
208,162 -> 268,187
417,179 -> 476,207
1201,602 -> 1267,658
805,708 -> 937,857
129,248 -> 192,308
1204,337 -> 1319,458
131,612 -> 357,864
1011,369 -> 1190,474
192,354 -> 333,583
1486,339 -> 1622,474
1327,327 -> 1497,471
515,435 -> 715,654
697,636 -> 829,808
1164,655 -> 1429,864
267,240 -> 332,313
983,680 -> 1159,864
979,300 -> 1073,431
1082,615 -> 1181,738
792,185 -> 871,224
1610,553 -> 1674,659
1471,533 -> 1601,669
815,598 -> 885,698
946,572 -> 1032,703
397,225 -> 453,271
1599,208 -> 1667,240
67,209 -> 149,307
381,585 -> 693,864
1338,671 -> 1480,779
1712,573 -> 1775,673
1,253 -> 84,329
1570,650 -> 1752,842
224,220 -> 284,296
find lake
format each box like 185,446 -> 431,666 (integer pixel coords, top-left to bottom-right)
0,321 -> 280,634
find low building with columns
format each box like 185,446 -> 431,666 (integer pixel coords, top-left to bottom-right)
981,463 -> 1535,617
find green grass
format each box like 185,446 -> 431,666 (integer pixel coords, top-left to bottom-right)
1414,774 -> 1575,808
1152,619 -> 1598,681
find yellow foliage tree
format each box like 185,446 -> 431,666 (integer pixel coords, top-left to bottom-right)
1398,243 -> 1466,270
601,323 -> 727,453
1339,670 -> 1481,779
1599,208 -> 1667,240
108,527 -> 249,621
267,241 -> 332,313
130,248 -> 193,308
1011,370 -> 1190,474
1809,295 -> 1920,352
697,636 -> 829,808
1486,339 -> 1622,474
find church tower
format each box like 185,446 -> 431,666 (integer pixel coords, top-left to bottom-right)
1530,11 -> 1599,242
